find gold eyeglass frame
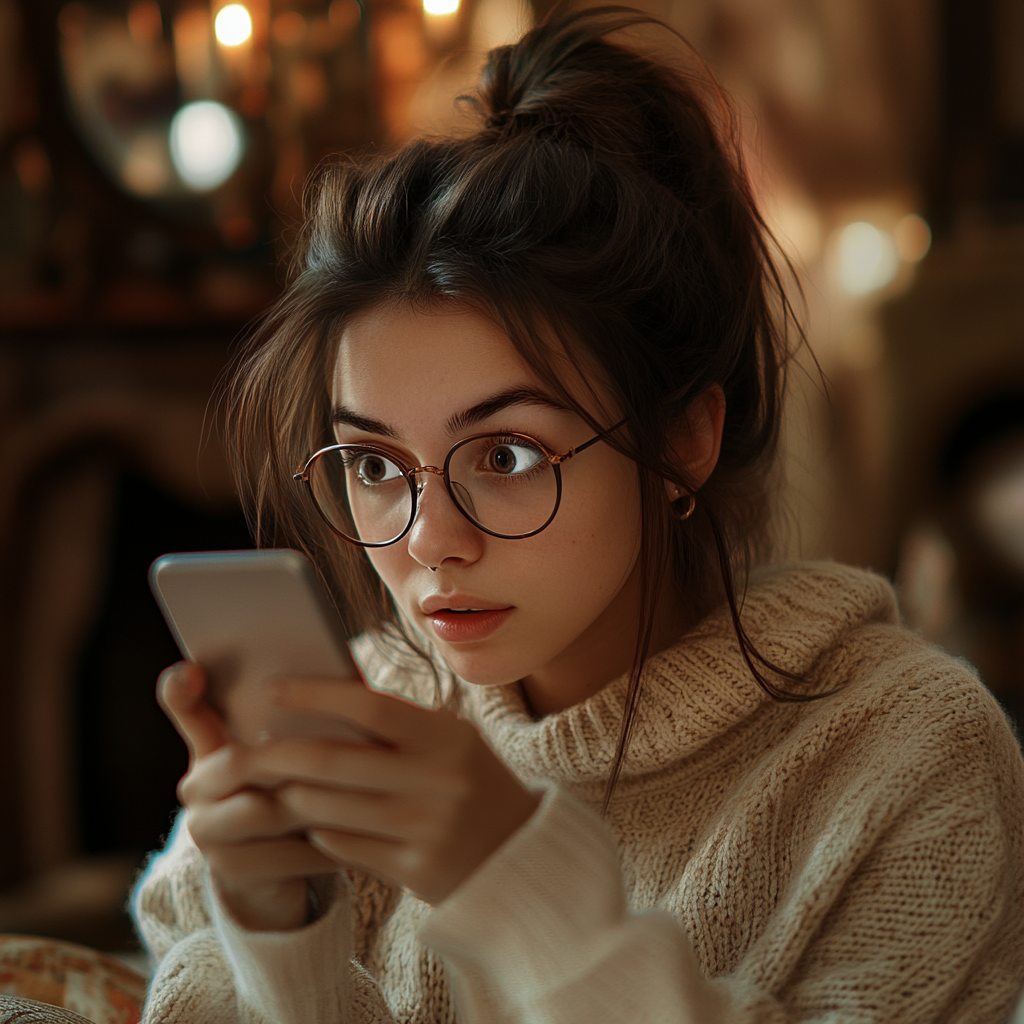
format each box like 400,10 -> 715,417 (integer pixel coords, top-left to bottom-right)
293,419 -> 627,547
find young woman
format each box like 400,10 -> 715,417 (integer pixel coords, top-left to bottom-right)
132,8 -> 1024,1023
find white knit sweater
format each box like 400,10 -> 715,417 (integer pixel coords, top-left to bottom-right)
132,562 -> 1024,1024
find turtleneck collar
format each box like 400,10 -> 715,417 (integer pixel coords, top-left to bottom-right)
456,562 -> 899,786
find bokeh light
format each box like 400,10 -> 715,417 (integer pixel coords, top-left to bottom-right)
272,11 -> 306,46
976,451 -> 1024,570
423,0 -> 459,16
169,101 -> 244,191
122,131 -> 171,195
214,3 -> 253,46
893,213 -> 932,262
836,221 -> 899,296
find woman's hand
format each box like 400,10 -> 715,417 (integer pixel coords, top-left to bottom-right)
157,663 -> 339,932
248,678 -> 542,906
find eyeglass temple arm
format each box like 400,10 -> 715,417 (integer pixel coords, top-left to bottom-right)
549,417 -> 628,464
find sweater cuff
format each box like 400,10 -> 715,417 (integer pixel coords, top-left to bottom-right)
205,869 -> 352,1024
419,785 -> 631,1003
419,787 -> 725,1023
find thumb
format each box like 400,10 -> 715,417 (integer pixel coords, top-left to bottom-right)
157,662 -> 228,762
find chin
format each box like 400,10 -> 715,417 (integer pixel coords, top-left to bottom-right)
438,648 -> 532,688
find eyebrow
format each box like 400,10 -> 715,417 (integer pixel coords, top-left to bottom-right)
331,387 -> 568,439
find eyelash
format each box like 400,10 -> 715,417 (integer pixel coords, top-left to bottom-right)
487,427 -> 550,448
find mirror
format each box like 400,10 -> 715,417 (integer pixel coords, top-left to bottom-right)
57,0 -> 370,237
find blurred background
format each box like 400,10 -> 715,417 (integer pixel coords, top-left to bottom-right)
0,0 -> 1021,963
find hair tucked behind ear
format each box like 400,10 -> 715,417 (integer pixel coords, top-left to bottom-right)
224,5 -> 823,813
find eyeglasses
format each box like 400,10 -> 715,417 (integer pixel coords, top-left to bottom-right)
293,421 -> 625,547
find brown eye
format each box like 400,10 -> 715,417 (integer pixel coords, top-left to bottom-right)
489,446 -> 516,473
484,441 -> 545,475
355,454 -> 401,484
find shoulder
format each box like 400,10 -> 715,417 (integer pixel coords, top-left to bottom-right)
789,615 -> 1023,818
735,561 -> 1023,783
741,560 -> 899,641
816,624 -> 1022,783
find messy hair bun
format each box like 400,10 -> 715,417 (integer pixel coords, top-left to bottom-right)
227,6 -> 809,806
476,8 -> 721,166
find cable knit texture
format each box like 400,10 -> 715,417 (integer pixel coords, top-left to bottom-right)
131,562 -> 1024,1024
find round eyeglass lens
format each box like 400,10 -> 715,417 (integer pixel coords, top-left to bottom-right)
447,435 -> 558,537
309,446 -> 413,545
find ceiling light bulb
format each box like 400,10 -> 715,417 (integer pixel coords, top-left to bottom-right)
215,3 -> 252,46
424,0 -> 459,16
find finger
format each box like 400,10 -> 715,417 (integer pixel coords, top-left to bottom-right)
306,829 -> 412,891
277,781 -> 417,843
270,677 -> 439,746
247,736 -> 410,793
187,787 -> 303,846
177,744 -> 252,806
206,835 -> 339,881
158,662 -> 228,761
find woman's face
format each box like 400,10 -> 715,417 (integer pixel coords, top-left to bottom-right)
331,301 -> 649,713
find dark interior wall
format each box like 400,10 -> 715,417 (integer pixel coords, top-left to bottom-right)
76,470 -> 252,858
930,0 -> 1024,230
0,334 -> 251,896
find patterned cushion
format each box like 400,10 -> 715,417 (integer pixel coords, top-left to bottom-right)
0,937 -> 145,1024
0,994 -> 96,1023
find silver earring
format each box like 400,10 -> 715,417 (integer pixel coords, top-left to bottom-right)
669,488 -> 696,521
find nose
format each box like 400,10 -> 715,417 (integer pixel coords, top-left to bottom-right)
405,471 -> 483,570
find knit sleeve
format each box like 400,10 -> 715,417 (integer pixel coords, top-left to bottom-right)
419,785 -> 728,1022
131,812 -> 212,964
131,813 -> 399,1024
420,728 -> 1024,1024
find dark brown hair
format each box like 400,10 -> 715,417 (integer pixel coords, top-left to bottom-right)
224,5 -> 816,808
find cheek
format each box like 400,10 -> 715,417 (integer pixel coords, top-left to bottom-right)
364,547 -> 411,605
543,479 -> 641,593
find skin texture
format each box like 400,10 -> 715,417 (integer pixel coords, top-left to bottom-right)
158,302 -> 724,931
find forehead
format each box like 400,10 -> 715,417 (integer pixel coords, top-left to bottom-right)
333,302 -> 530,410
332,301 -> 612,433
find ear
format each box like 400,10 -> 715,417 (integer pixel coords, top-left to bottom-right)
663,385 -> 726,499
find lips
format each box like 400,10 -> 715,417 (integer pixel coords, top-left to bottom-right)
426,607 -> 513,643
419,594 -> 513,642
420,594 -> 509,616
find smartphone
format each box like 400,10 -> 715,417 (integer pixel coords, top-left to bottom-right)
149,548 -> 374,746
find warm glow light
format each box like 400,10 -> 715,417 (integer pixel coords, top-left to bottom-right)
272,10 -> 306,45
128,0 -> 162,44
169,101 -> 244,190
976,453 -> 1024,570
423,0 -> 459,16
215,3 -> 252,46
836,221 -> 898,296
894,213 -> 932,262
122,131 -> 171,195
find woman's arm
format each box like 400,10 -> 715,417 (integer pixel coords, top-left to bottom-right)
419,786 -> 727,1023
132,804 -> 401,1024
131,665 -> 401,1024
420,777 -> 1022,1024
